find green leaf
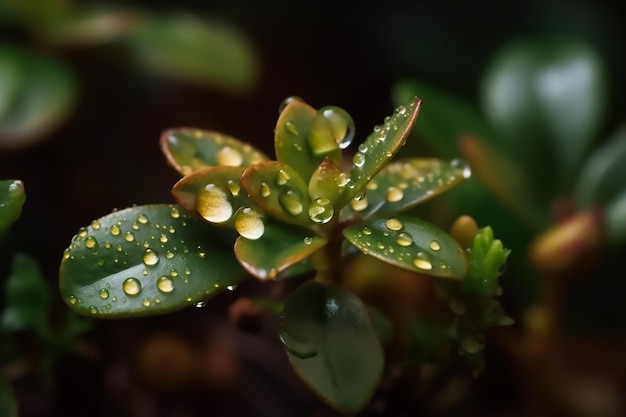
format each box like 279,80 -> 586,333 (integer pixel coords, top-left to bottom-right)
161,128 -> 269,176
124,13 -> 260,94
391,79 -> 502,158
234,224 -> 327,280
171,165 -> 254,229
241,161 -> 312,226
1,254 -> 51,335
337,97 -> 422,207
279,280 -> 384,415
59,204 -> 248,318
340,158 -> 470,221
605,190 -> 626,245
574,125 -> 626,208
481,37 -> 608,183
0,179 -> 25,237
343,216 -> 467,279
0,43 -> 77,149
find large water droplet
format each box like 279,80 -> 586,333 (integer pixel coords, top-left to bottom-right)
413,252 -> 433,270
276,169 -> 291,185
396,232 -> 413,247
196,184 -> 233,223
137,214 -> 149,224
99,289 -> 109,299
317,106 -> 355,149
429,240 -> 441,251
157,276 -> 174,293
123,277 -> 142,296
110,225 -> 121,236
260,182 -> 271,197
85,236 -> 97,249
217,146 -> 243,166
234,207 -> 265,240
308,198 -> 334,224
350,197 -> 368,211
124,232 -> 135,242
386,186 -> 404,203
142,248 -> 159,266
227,180 -> 240,196
385,218 -> 404,231
279,191 -> 303,216
353,152 -> 366,168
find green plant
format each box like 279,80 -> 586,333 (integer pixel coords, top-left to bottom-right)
59,96 -> 510,415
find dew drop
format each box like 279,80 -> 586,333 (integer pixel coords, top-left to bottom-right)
124,231 -> 135,242
308,198 -> 334,224
91,220 -> 101,230
194,301 -> 207,308
69,295 -> 77,305
278,96 -> 302,114
285,121 -> 299,135
227,180 -> 240,196
157,276 -> 174,293
142,248 -> 159,266
396,105 -> 407,115
385,218 -> 404,231
90,306 -> 98,314
137,214 -> 148,224
304,236 -> 313,245
362,227 -> 372,235
234,207 -> 265,240
279,191 -> 303,215
170,206 -> 180,218
217,147 -> 244,166
160,234 -> 168,243
85,236 -> 97,249
451,158 -> 472,179
413,252 -> 433,271
122,277 -> 142,296
386,186 -> 404,203
78,227 -> 88,238
260,182 -> 271,197
318,106 -> 355,149
276,169 -> 291,185
110,225 -> 121,236
166,251 -> 174,259
352,152 -> 366,168
350,197 -> 368,211
142,298 -> 151,307
99,289 -> 109,299
396,232 -> 413,247
196,184 -> 233,223
336,173 -> 351,188
429,240 -> 441,251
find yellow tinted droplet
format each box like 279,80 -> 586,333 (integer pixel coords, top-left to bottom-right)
396,232 -> 413,246
166,251 -> 174,259
385,218 -> 404,231
142,248 -> 159,266
350,197 -> 368,211
137,214 -> 148,224
276,169 -> 291,185
227,180 -> 240,196
68,295 -> 77,305
260,182 -> 271,197
234,208 -> 265,240
91,220 -> 101,230
429,240 -> 441,251
132,223 -> 139,230
362,227 -> 372,235
122,277 -> 141,296
99,289 -> 109,299
170,207 -> 180,218
413,253 -> 433,270
142,298 -> 151,307
366,180 -> 378,190
217,146 -> 243,166
78,227 -> 88,238
304,237 -> 313,245
353,152 -> 366,168
63,249 -> 71,260
110,225 -> 121,236
85,236 -> 97,249
285,121 -> 299,135
124,232 -> 134,242
309,198 -> 334,224
90,306 -> 98,314
279,191 -> 303,215
196,184 -> 233,223
386,186 -> 404,202
160,234 -> 168,243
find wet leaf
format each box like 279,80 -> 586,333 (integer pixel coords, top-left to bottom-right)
338,97 -> 422,207
59,204 -> 249,318
0,43 -> 77,150
241,161 -> 312,226
234,224 -> 327,280
161,128 -> 268,176
171,165 -> 254,229
0,179 -> 25,237
308,157 -> 344,203
124,13 -> 260,94
343,216 -> 467,279
340,158 -> 471,221
279,280 -> 384,415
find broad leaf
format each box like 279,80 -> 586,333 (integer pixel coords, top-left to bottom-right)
234,224 -> 327,280
338,97 -> 422,207
343,216 -> 467,279
59,204 -> 248,318
161,128 -> 268,176
340,158 -> 470,221
241,161 -> 312,226
0,179 -> 25,237
279,280 -> 384,415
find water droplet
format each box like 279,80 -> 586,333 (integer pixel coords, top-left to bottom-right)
166,251 -> 174,259
137,214 -> 148,224
413,252 -> 433,270
226,285 -> 237,291
352,152 -> 366,168
385,218 -> 404,231
142,248 -> 159,266
227,180 -> 240,196
99,289 -> 109,299
90,306 -> 98,314
170,206 -> 180,218
308,198 -> 334,224
396,232 -> 413,246
429,240 -> 441,251
91,220 -> 101,230
386,186 -> 404,202
68,295 -> 77,305
85,236 -> 97,249
124,231 -> 135,242
217,146 -> 244,166
196,184 -> 233,223
110,225 -> 121,236
123,277 -> 142,296
317,106 -> 355,149
142,298 -> 151,307
234,207 -> 265,239
279,191 -> 303,215
157,276 -> 174,293
350,197 -> 368,211
336,173 -> 351,188
260,182 -> 271,197
451,158 -> 472,179
194,301 -> 207,308
276,169 -> 291,185
160,234 -> 168,243
78,227 -> 88,238
285,121 -> 299,135
304,236 -> 313,245
278,96 -> 302,114
362,227 -> 372,235
396,105 -> 407,115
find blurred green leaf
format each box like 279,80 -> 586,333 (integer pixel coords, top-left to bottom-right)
279,280 -> 384,415
481,37 -> 608,185
123,13 -> 260,94
59,204 -> 249,318
1,254 -> 51,336
605,190 -> 626,245
0,0 -> 68,28
0,376 -> 18,417
343,216 -> 467,279
0,179 -> 25,238
0,43 -> 77,150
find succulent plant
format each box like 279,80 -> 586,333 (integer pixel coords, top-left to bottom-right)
59,96 -> 509,414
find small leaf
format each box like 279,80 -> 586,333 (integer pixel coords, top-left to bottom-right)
308,157 -> 345,203
343,216 -> 467,279
340,158 -> 470,221
161,128 -> 268,176
279,280 -> 384,415
337,97 -> 422,207
241,161 -> 312,226
0,179 -> 25,237
171,165 -> 254,228
59,204 -> 248,318
234,224 -> 327,280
